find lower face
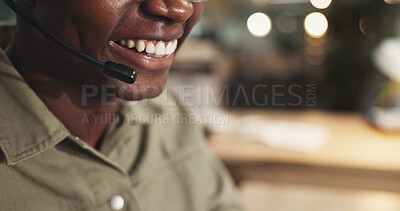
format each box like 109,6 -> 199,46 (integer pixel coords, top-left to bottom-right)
102,37 -> 177,100
32,0 -> 203,101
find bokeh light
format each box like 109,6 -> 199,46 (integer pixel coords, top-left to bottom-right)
384,0 -> 400,4
310,0 -> 332,9
247,12 -> 272,38
304,12 -> 328,38
359,16 -> 377,37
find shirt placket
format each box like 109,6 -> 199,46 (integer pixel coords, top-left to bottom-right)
68,135 -> 143,211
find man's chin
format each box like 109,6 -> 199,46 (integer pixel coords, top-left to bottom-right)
112,78 -> 167,101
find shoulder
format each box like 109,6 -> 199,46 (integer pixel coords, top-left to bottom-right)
155,89 -> 208,152
122,89 -> 210,171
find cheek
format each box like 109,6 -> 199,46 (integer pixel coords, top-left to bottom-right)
35,1 -> 132,84
179,4 -> 204,44
187,4 -> 204,32
58,1 -> 131,57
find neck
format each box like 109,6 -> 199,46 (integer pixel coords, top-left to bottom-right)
6,37 -> 120,147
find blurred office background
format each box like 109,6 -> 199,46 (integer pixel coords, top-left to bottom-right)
2,0 -> 400,210
171,0 -> 400,110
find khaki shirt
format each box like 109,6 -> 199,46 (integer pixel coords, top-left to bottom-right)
0,49 -> 243,211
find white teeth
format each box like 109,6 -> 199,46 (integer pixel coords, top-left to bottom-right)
173,40 -> 178,50
146,42 -> 155,54
120,39 -> 127,46
127,39 -> 135,48
165,42 -> 174,55
118,39 -> 178,56
155,42 -> 166,56
136,40 -> 145,52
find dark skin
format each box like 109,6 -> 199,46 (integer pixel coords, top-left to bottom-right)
6,0 -> 204,146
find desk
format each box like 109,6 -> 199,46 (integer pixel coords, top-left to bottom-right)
208,110 -> 400,210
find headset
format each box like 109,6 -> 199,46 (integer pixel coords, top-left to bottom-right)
3,0 -> 137,84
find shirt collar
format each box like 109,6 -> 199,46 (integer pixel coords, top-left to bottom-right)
0,48 -> 70,165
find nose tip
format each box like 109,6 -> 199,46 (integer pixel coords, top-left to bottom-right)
141,0 -> 194,23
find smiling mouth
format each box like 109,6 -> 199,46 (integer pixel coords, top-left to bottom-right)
105,38 -> 178,74
115,39 -> 178,58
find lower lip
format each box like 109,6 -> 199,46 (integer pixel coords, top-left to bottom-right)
105,41 -> 175,73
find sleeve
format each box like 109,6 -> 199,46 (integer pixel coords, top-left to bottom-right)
205,145 -> 244,211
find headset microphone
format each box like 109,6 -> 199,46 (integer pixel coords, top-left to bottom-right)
3,0 -> 137,84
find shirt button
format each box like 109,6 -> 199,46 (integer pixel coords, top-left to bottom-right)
109,195 -> 124,210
